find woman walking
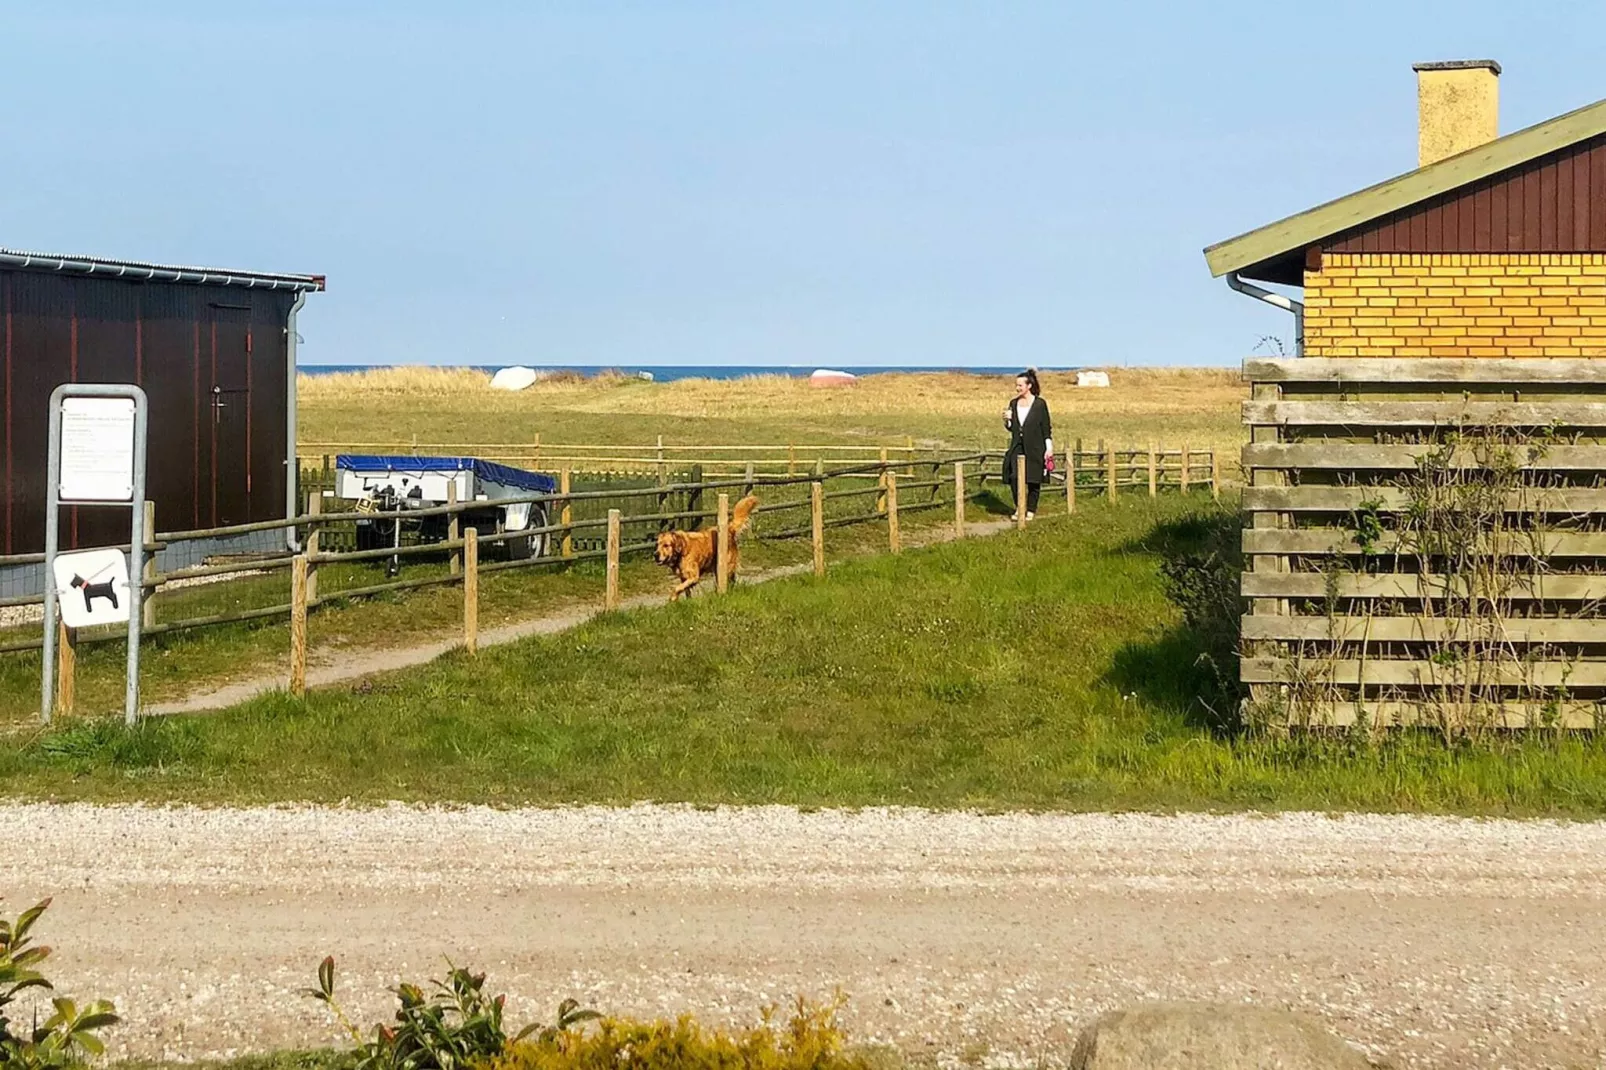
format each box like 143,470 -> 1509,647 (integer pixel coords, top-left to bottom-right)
1001,368 -> 1053,521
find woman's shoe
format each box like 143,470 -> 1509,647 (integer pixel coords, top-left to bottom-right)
1026,512 -> 1035,521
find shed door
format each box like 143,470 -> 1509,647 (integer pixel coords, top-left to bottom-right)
209,304 -> 253,527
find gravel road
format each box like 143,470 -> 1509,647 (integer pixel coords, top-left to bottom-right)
6,803 -> 1606,1069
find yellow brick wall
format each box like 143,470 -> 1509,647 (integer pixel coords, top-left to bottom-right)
1303,253 -> 1606,357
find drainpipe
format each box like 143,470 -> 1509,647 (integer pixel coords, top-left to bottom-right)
1227,272 -> 1304,356
285,292 -> 307,552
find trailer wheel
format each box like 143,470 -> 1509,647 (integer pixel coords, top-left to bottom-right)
504,507 -> 550,561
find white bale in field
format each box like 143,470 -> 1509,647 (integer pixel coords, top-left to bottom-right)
810,368 -> 857,388
490,366 -> 540,391
1076,369 -> 1112,388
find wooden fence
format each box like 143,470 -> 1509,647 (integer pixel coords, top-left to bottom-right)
296,438 -> 928,478
1242,356 -> 1606,731
2,445 -> 1218,721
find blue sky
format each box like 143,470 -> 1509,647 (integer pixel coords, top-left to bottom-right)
5,2 -> 1604,368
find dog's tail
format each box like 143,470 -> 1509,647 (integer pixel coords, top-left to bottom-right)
729,494 -> 760,535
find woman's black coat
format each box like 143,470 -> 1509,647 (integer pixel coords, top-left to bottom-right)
1003,396 -> 1053,485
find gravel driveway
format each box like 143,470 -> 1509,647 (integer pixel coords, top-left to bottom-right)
6,803 -> 1605,1069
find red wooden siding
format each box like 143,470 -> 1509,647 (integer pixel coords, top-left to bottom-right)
1327,135 -> 1606,254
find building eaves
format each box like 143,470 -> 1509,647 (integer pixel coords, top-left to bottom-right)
0,247 -> 325,292
1203,95 -> 1606,279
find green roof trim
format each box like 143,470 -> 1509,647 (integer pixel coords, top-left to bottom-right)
1203,95 -> 1606,278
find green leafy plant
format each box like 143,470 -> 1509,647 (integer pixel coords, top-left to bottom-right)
305,956 -> 597,1070
0,899 -> 119,1070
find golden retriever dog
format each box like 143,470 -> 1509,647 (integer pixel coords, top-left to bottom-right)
654,494 -> 759,601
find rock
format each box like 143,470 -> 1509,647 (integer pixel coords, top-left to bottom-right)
489,366 -> 540,391
1071,1003 -> 1377,1070
810,368 -> 857,387
1075,369 -> 1111,388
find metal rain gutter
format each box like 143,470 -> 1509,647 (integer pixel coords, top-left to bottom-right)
1227,272 -> 1304,356
285,292 -> 308,551
0,249 -> 325,292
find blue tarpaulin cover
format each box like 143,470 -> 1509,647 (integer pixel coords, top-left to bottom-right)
335,455 -> 557,494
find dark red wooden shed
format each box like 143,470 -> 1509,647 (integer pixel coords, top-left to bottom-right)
0,249 -> 324,555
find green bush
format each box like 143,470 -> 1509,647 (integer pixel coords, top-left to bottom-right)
0,899 -> 119,1070
305,957 -> 597,1070
484,996 -> 890,1070
1153,507 -> 1245,728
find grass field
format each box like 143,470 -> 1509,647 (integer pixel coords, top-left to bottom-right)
297,366 -> 1247,466
0,487 -> 989,730
8,493 -> 1606,815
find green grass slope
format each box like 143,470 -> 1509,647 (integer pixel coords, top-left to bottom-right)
7,497 -> 1606,814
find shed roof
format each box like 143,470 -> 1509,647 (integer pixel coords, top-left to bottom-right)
1203,95 -> 1606,280
0,247 -> 325,292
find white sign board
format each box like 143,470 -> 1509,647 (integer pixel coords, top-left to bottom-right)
59,397 -> 136,502
51,548 -> 133,630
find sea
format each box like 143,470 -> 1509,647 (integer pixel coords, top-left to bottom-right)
299,364 -> 1072,383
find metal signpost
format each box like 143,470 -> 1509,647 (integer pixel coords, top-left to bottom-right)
41,384 -> 149,726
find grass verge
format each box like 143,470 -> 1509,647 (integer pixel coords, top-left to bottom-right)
7,495 -> 1606,814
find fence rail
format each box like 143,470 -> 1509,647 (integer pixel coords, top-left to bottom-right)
3,444 -> 1218,719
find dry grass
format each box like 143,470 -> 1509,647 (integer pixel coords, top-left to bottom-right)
298,367 -> 1247,464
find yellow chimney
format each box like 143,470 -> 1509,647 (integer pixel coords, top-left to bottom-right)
1413,60 -> 1501,168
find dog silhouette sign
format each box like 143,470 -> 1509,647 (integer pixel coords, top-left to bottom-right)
50,548 -> 132,629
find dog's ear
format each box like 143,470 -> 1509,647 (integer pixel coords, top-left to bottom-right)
673,532 -> 687,553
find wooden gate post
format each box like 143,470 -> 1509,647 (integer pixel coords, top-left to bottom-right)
560,466 -> 574,558
811,482 -> 825,576
446,481 -> 459,577
464,528 -> 479,653
605,510 -> 621,610
1106,446 -> 1118,501
142,500 -> 158,629
887,472 -> 901,552
1181,444 -> 1192,494
299,492 -> 321,603
716,494 -> 730,594
1148,445 -> 1158,498
1015,454 -> 1028,529
953,462 -> 966,538
290,555 -> 308,698
56,621 -> 76,719
1065,449 -> 1076,514
1211,451 -> 1221,501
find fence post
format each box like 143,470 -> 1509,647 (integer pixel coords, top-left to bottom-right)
56,620 -> 76,720
1065,449 -> 1076,514
446,481 -> 459,577
1148,444 -> 1158,498
716,494 -> 730,594
1211,450 -> 1221,501
1181,444 -> 1192,494
1015,455 -> 1027,528
655,447 -> 669,533
1107,446 -> 1117,501
953,462 -> 966,538
743,461 -> 755,501
464,527 -> 479,653
532,433 -> 541,469
142,500 -> 158,629
811,481 -> 825,576
290,555 -> 308,698
877,447 -> 889,514
605,510 -> 621,610
560,466 -> 574,558
887,472 -> 901,552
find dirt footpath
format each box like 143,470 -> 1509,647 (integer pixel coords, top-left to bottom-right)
6,804 -> 1606,1069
